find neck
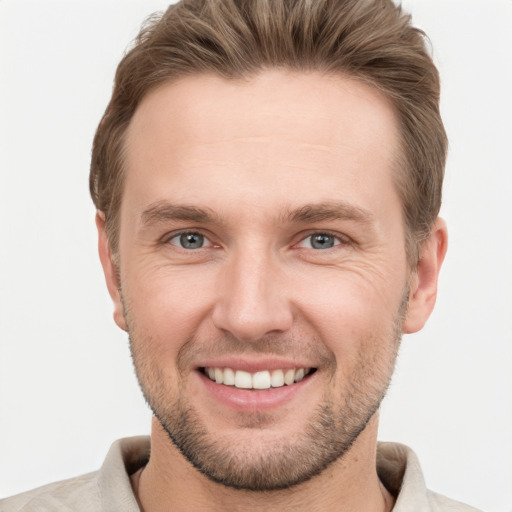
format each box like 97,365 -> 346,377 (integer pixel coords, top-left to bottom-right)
132,415 -> 395,512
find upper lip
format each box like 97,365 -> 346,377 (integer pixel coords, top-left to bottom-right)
196,357 -> 316,373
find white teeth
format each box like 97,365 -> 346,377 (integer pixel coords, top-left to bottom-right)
294,368 -> 305,382
234,370 -> 252,389
214,368 -> 224,384
271,369 -> 284,387
204,366 -> 312,389
252,371 -> 271,389
223,367 -> 235,386
284,369 -> 295,386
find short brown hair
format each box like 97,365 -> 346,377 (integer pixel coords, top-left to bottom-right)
90,0 -> 447,266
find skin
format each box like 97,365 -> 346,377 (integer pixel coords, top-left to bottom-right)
97,70 -> 447,511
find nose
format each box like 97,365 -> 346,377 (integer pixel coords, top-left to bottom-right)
211,249 -> 294,342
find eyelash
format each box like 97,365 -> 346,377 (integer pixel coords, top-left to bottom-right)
161,229 -> 350,251
162,230 -> 214,249
295,231 -> 350,250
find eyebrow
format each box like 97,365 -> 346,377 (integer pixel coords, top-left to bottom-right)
140,200 -> 375,228
284,201 -> 375,226
140,201 -> 221,226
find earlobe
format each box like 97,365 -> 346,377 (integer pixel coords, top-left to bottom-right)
402,218 -> 448,334
95,212 -> 127,331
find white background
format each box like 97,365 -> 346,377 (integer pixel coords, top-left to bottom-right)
0,1 -> 511,510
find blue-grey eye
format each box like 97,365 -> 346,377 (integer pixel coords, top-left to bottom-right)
297,233 -> 341,250
171,233 -> 205,249
310,234 -> 336,249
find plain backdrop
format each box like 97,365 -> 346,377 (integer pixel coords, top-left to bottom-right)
1,1 -> 511,510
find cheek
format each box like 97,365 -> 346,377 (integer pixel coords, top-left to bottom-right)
123,265 -> 217,359
290,267 -> 405,358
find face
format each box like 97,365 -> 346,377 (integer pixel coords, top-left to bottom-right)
101,71 -> 424,490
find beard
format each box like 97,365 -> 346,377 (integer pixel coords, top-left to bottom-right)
125,290 -> 408,492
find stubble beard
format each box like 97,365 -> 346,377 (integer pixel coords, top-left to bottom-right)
125,292 -> 407,492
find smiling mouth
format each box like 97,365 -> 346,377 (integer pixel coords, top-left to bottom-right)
200,367 -> 316,390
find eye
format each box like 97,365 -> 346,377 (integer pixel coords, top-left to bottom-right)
298,233 -> 342,250
168,232 -> 210,249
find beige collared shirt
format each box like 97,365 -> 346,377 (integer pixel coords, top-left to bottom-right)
0,437 -> 482,511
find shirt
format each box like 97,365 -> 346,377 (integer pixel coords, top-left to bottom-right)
0,437 -> 483,511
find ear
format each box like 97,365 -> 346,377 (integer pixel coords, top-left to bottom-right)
403,217 -> 448,334
96,212 -> 127,331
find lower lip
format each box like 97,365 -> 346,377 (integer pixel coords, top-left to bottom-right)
197,370 -> 315,411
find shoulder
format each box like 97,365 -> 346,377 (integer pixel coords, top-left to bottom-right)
426,490 -> 485,512
0,437 -> 149,512
377,442 -> 484,512
0,471 -> 101,512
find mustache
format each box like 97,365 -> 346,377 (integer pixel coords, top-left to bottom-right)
176,331 -> 335,373
122,294 -> 331,368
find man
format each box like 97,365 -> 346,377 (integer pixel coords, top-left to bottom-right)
0,0 -> 483,510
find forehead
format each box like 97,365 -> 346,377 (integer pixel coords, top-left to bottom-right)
123,70 -> 401,222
